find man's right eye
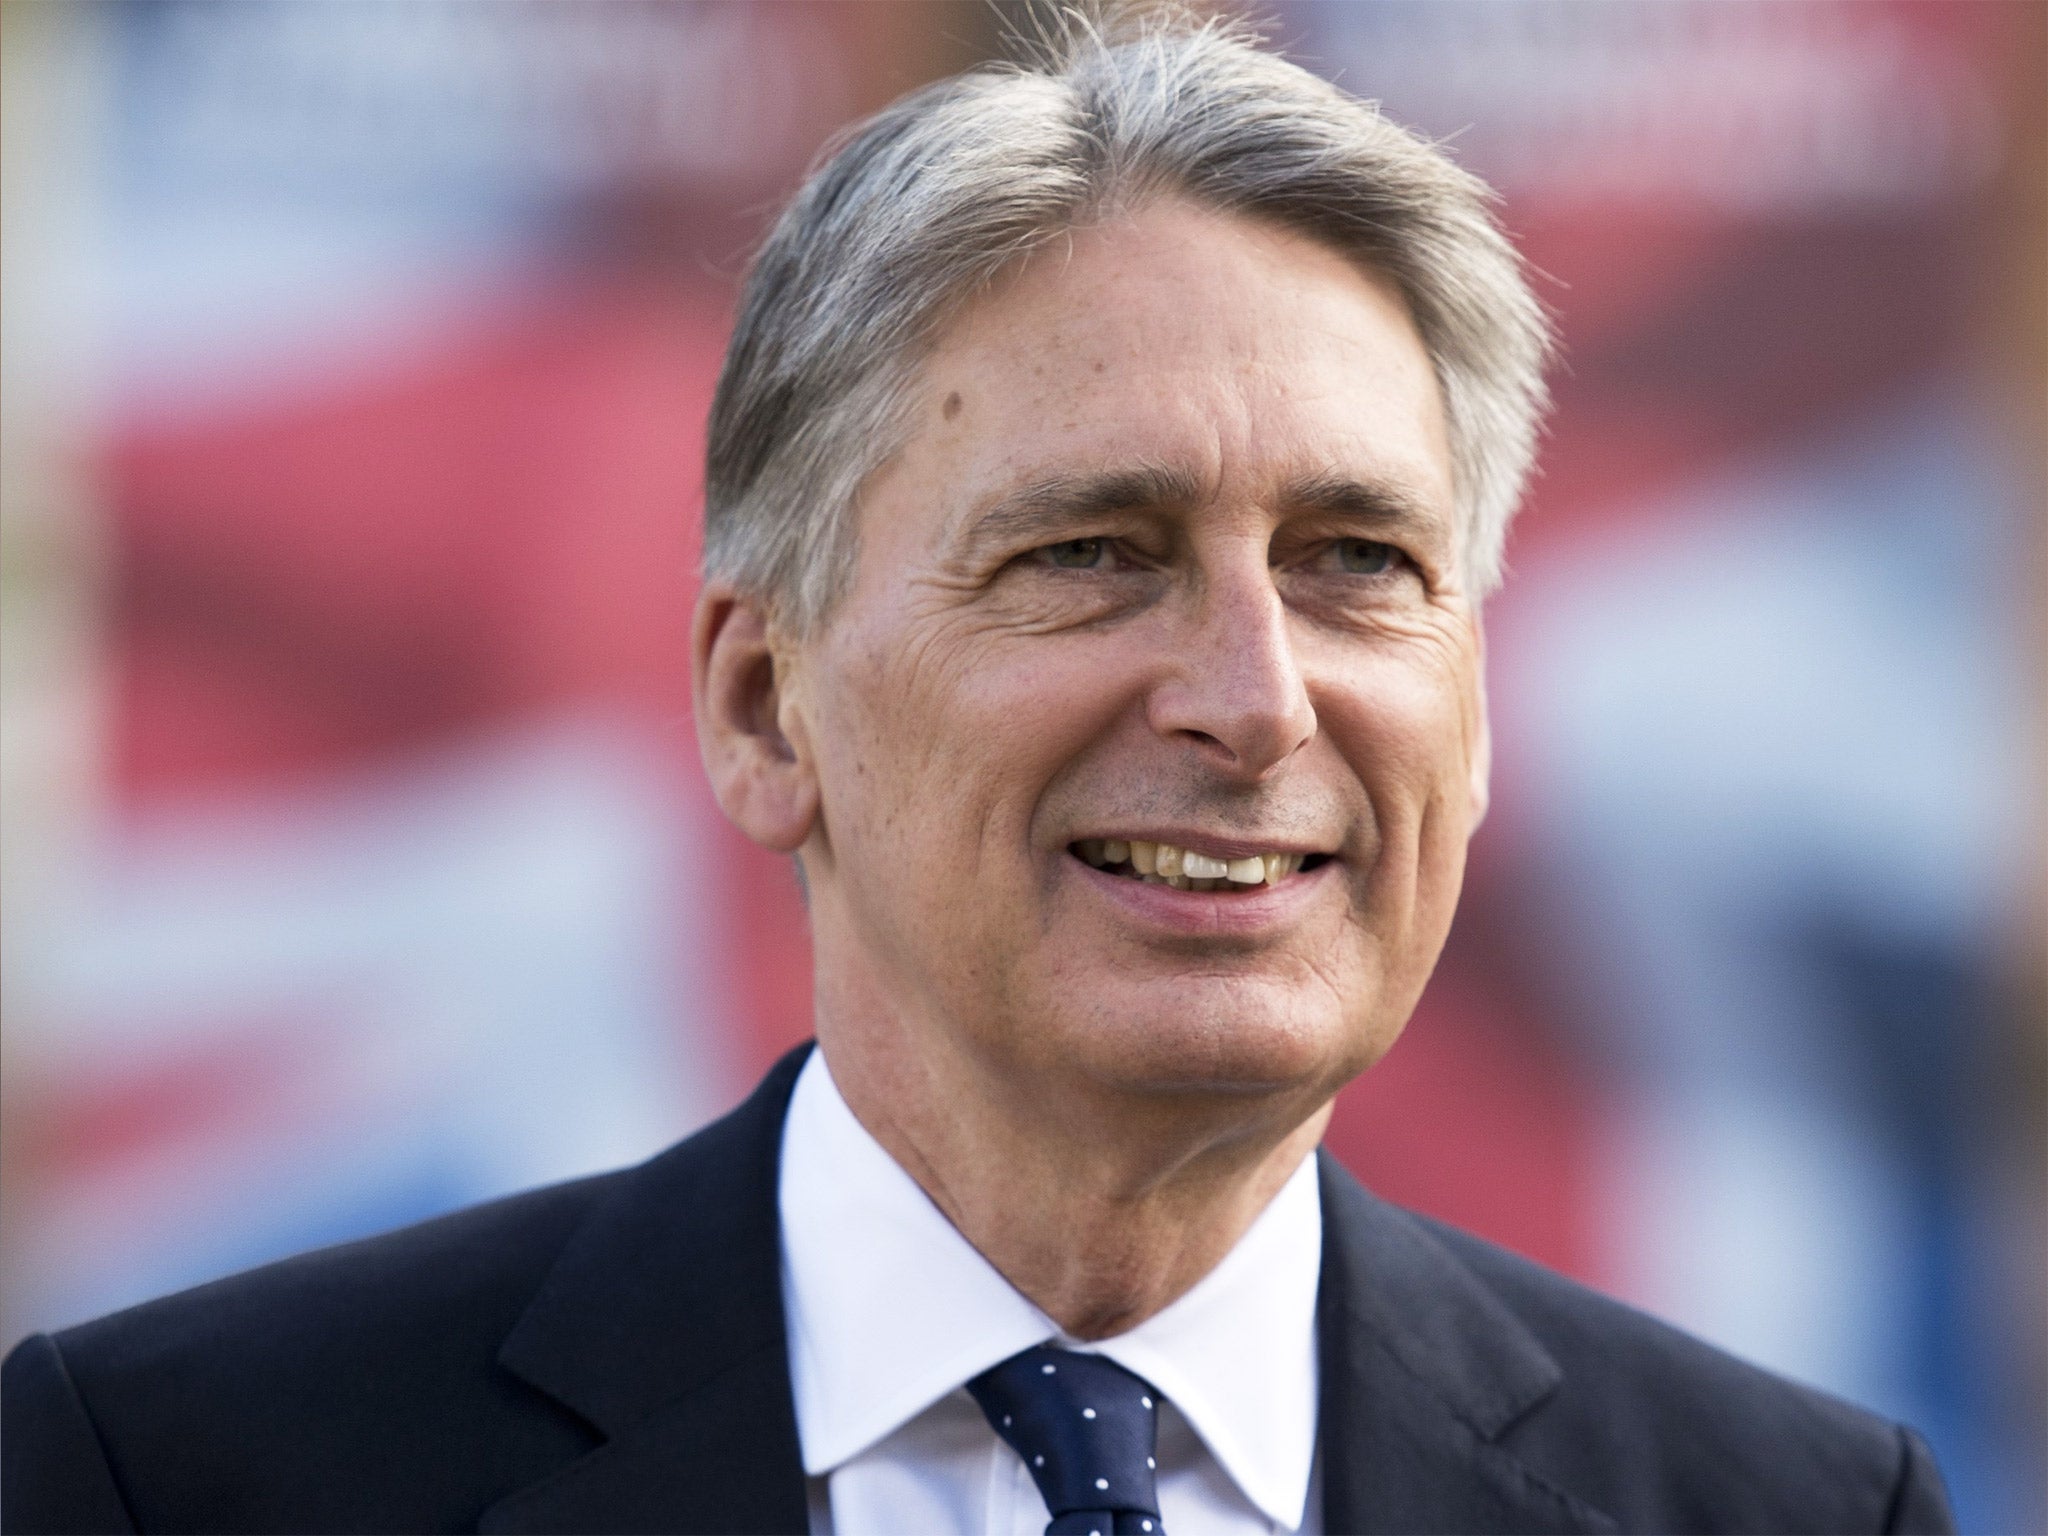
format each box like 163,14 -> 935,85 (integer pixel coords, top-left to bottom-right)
1040,538 -> 1106,569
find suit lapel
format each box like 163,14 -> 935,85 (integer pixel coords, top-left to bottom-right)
473,1051 -> 1613,1534
480,1046 -> 814,1535
1314,1153 -> 1616,1535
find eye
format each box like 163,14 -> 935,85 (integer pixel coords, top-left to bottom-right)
1333,538 -> 1398,575
1039,537 -> 1106,569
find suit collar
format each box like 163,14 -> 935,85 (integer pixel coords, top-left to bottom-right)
1315,1150 -> 1616,1534
481,1044 -> 814,1534
781,1048 -> 1323,1528
474,1047 -> 1614,1535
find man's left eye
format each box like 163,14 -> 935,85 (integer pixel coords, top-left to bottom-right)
1332,538 -> 1398,575
1040,538 -> 1106,568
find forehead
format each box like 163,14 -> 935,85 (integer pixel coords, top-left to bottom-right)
881,198 -> 1456,548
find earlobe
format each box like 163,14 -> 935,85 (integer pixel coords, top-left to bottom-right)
692,585 -> 820,853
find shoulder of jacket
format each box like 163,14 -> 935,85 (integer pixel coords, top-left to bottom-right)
1405,1208 -> 1927,1528
44,1165 -> 620,1387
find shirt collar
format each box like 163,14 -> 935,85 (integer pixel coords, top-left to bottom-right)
777,1048 -> 1322,1530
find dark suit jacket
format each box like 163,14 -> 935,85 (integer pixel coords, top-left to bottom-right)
3,1044 -> 1954,1535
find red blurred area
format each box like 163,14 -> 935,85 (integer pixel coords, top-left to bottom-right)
109,270 -> 824,1101
111,279 -> 725,796
1327,973 -> 1596,1278
15,1021 -> 313,1188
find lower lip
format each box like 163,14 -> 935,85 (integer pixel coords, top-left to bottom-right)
1067,854 -> 1336,937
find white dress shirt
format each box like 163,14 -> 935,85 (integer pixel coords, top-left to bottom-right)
778,1049 -> 1323,1535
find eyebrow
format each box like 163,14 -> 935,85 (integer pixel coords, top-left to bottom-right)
956,465 -> 1206,562
952,462 -> 1450,563
1282,470 -> 1447,544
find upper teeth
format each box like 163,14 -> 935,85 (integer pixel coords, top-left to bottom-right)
1075,839 -> 1308,889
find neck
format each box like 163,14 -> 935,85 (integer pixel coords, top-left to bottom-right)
816,1014 -> 1333,1341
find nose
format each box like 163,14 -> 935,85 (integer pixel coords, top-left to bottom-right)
1146,552 -> 1315,778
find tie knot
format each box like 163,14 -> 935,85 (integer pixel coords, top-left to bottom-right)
967,1345 -> 1165,1536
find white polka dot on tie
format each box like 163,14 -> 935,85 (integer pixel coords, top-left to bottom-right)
1141,1395 -> 1152,1408
1095,1477 -> 1110,1491
1147,1456 -> 1156,1468
1143,1524 -> 1153,1532
1034,1455 -> 1045,1467
1042,1363 -> 1057,1375
1082,1407 -> 1096,1419
1002,1415 -> 1012,1426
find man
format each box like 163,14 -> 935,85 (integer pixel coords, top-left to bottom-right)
3,16 -> 1955,1535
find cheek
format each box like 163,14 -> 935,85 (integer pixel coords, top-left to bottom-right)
1311,661 -> 1477,1059
1324,638 -> 1478,790
1319,643 -> 1480,905
818,621 -> 1132,879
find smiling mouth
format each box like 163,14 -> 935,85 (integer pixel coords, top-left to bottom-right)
1070,838 -> 1332,892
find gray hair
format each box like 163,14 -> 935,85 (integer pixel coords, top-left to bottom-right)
705,12 -> 1552,632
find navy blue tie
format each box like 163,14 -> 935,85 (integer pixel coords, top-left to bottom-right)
967,1344 -> 1167,1536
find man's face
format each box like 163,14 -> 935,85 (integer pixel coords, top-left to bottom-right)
787,199 -> 1485,1121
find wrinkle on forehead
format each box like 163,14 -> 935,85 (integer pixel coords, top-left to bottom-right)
909,204 -> 1452,516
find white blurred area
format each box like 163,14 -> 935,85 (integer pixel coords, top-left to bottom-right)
109,0 -> 851,415
8,716 -> 728,1332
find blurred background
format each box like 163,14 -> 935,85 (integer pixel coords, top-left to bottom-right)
2,1 -> 2040,1527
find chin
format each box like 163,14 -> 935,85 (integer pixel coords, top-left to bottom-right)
1043,977 -> 1379,1103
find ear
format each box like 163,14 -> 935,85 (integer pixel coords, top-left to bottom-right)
1467,619 -> 1492,833
692,583 -> 819,853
